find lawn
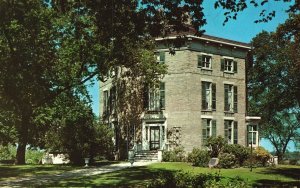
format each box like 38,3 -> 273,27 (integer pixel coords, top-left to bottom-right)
0,161 -> 118,181
1,162 -> 300,187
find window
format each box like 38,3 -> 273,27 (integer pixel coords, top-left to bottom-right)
146,82 -> 165,111
224,120 -> 238,144
224,84 -> 238,112
202,119 -> 217,145
221,58 -> 237,73
202,82 -> 216,111
160,82 -> 165,109
248,124 -> 258,146
198,55 -> 212,69
103,90 -> 109,114
156,51 -> 165,64
109,86 -> 116,113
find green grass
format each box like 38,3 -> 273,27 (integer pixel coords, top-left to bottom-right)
1,162 -> 300,187
0,164 -> 79,181
44,162 -> 300,187
0,161 -> 118,181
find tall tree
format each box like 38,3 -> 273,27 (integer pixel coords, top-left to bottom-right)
248,14 -> 300,161
0,0 -> 102,164
0,0 -> 207,164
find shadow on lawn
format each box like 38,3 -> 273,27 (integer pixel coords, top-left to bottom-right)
0,161 -> 120,180
254,167 -> 300,187
44,166 -> 173,187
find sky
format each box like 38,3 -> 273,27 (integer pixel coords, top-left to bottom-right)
87,1 -> 295,151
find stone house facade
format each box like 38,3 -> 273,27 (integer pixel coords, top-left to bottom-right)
99,34 -> 259,157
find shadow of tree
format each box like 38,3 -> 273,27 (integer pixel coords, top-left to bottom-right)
44,166 -> 174,187
254,166 -> 300,187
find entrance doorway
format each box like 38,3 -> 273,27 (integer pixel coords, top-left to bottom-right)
150,127 -> 160,150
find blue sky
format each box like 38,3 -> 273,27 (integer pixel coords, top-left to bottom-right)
88,1 -> 295,151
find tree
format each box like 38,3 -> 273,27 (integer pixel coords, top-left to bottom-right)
248,14 -> 300,161
37,93 -> 114,164
0,0 -> 103,164
263,111 -> 300,161
0,0 -> 208,164
213,0 -> 300,25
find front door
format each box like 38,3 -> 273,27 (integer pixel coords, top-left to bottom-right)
150,127 -> 160,150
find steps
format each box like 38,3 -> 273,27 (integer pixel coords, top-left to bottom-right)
134,150 -> 158,162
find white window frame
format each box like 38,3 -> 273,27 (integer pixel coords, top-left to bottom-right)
224,58 -> 234,72
202,55 -> 212,69
248,124 -> 259,147
225,84 -> 234,112
224,120 -> 238,144
203,82 -> 212,110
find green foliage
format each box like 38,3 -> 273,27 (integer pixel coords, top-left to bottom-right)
249,14 -> 300,162
205,176 -> 249,188
218,153 -> 237,169
0,144 -> 16,161
254,146 -> 271,167
25,148 -> 44,164
147,170 -> 248,188
162,147 -> 186,162
205,136 -> 227,158
187,148 -> 210,167
223,144 -> 251,166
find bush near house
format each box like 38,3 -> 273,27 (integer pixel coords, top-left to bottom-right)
223,144 -> 251,167
205,136 -> 227,158
254,146 -> 272,167
187,148 -> 210,167
218,152 -> 237,169
162,147 -> 186,162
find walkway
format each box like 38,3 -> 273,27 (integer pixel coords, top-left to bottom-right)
0,161 -> 156,187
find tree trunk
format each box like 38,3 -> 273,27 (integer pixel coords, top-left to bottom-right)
15,114 -> 30,165
16,142 -> 26,165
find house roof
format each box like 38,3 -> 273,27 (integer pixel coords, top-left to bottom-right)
155,27 -> 251,50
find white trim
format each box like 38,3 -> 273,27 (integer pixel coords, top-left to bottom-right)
223,81 -> 235,85
224,117 -> 235,120
200,52 -> 213,56
155,35 -> 251,49
246,116 -> 261,120
201,115 -> 213,119
201,78 -> 213,82
222,56 -> 234,60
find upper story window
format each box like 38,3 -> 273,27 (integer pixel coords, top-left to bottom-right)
198,55 -> 212,69
202,118 -> 217,146
224,120 -> 238,144
144,82 -> 165,111
224,84 -> 238,113
155,51 -> 165,64
103,90 -> 109,114
221,58 -> 237,73
201,81 -> 216,111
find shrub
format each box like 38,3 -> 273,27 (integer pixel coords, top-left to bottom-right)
254,146 -> 271,167
206,136 -> 227,158
187,148 -> 210,167
289,159 -> 298,165
162,147 -> 185,162
147,170 -> 248,188
25,148 -> 45,164
205,176 -> 249,188
223,144 -> 251,166
218,152 -> 236,169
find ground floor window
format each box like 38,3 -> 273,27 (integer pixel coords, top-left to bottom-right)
202,119 -> 216,146
248,124 -> 258,146
224,120 -> 238,144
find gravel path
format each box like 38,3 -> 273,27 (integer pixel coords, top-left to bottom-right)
0,161 -> 156,187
